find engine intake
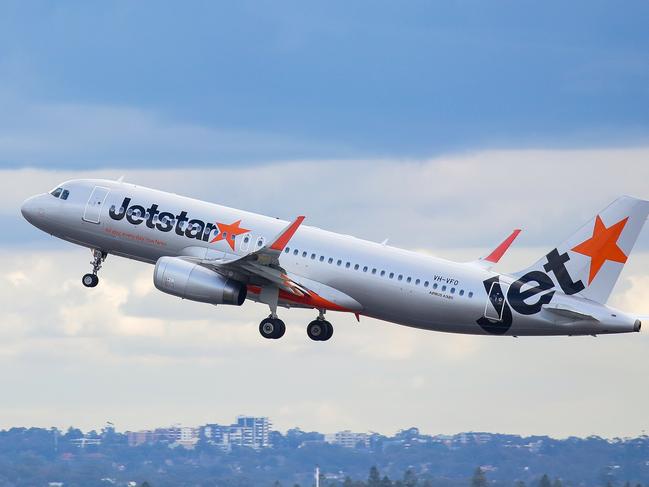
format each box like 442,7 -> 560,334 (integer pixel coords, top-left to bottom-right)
154,256 -> 246,306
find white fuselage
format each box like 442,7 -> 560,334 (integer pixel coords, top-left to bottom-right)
21,179 -> 640,337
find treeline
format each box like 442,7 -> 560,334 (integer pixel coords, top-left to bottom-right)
2,428 -> 649,487
267,467 -> 648,487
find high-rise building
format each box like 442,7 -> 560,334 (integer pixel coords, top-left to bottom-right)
236,416 -> 270,449
326,430 -> 369,449
201,416 -> 270,450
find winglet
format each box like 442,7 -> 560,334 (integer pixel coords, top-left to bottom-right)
483,228 -> 522,263
269,216 -> 306,251
467,229 -> 521,270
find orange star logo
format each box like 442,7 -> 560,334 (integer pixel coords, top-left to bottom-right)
571,215 -> 629,284
210,220 -> 250,250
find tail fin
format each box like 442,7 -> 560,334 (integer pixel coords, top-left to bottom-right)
515,196 -> 649,304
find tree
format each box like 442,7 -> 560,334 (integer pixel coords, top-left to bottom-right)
381,475 -> 393,487
539,475 -> 552,487
369,466 -> 382,487
472,468 -> 488,487
403,469 -> 418,487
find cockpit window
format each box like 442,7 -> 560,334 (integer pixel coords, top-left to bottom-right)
50,187 -> 63,198
61,190 -> 70,200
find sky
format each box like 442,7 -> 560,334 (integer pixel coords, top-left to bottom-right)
2,1 -> 649,438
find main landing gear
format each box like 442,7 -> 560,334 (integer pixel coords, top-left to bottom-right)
259,316 -> 286,340
82,249 -> 107,288
257,309 -> 334,341
307,318 -> 333,341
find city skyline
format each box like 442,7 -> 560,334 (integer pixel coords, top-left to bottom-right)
2,1 -> 649,439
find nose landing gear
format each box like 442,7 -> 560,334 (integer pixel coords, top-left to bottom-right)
82,249 -> 106,288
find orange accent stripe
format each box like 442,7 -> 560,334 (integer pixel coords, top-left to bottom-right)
269,216 -> 305,251
247,284 -> 351,312
484,228 -> 521,263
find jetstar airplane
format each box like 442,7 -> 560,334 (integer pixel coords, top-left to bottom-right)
21,179 -> 647,341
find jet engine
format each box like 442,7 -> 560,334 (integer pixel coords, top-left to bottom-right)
153,256 -> 247,306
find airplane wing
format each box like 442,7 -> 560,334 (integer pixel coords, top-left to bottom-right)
468,228 -> 522,270
184,216 -> 308,295
182,215 -> 361,312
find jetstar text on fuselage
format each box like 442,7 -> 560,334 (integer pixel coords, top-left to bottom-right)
108,197 -> 248,248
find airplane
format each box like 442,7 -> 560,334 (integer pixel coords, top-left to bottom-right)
20,178 -> 647,341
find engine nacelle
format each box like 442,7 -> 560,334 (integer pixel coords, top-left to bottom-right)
153,256 -> 247,306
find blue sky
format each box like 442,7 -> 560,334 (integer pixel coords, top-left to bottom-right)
2,1 -> 649,168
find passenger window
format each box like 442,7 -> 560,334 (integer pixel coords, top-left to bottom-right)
61,190 -> 70,200
433,283 -> 438,290
354,264 -> 359,270
311,253 -> 316,260
50,187 -> 63,198
319,256 -> 324,262
389,272 -> 394,279
424,281 -> 429,287
415,279 -> 420,285
345,262 -> 351,268
294,249 -> 299,256
468,291 -> 474,298
244,236 -> 250,243
450,287 -> 455,294
381,270 -> 386,277
337,260 -> 342,266
459,289 -> 465,296
398,275 -> 403,281
371,268 -> 377,274
302,251 -> 307,258
257,238 -> 264,247
363,266 -> 368,272
406,277 -> 412,283
328,258 -> 333,264
442,285 -> 447,292
285,247 -> 290,253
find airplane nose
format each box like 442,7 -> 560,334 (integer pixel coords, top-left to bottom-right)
21,196 -> 42,224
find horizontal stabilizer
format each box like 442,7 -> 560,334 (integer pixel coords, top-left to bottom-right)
543,303 -> 599,322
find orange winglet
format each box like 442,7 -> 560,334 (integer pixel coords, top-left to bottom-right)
269,216 -> 306,251
484,228 -> 522,263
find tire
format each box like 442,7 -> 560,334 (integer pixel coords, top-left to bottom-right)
259,318 -> 285,339
82,273 -> 98,288
322,321 -> 334,341
307,320 -> 326,341
259,318 -> 277,339
273,319 -> 286,339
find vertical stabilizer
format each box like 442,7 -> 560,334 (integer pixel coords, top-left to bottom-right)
515,196 -> 649,304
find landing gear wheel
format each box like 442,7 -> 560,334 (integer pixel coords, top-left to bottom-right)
323,321 -> 334,341
259,318 -> 286,339
82,273 -> 99,288
307,320 -> 333,341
